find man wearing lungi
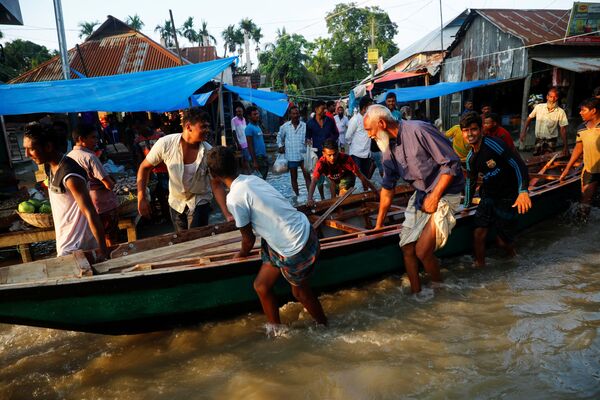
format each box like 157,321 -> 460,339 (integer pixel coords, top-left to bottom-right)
364,105 -> 465,293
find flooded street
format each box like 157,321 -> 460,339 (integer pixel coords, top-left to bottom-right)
1,194 -> 599,399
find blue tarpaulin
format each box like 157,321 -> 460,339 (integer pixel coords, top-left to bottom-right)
192,92 -> 213,107
0,57 -> 236,115
224,84 -> 289,117
376,79 -> 497,104
155,90 -> 215,112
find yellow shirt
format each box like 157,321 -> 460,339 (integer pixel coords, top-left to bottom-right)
445,125 -> 471,161
576,123 -> 600,173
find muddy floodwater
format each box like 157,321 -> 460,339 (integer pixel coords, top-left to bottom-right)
1,173 -> 599,399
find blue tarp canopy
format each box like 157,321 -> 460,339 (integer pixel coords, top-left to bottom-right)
0,57 -> 236,115
154,90 -> 215,112
376,79 -> 497,104
224,84 -> 289,117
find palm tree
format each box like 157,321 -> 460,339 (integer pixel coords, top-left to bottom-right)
239,18 -> 259,71
125,14 -> 144,31
198,20 -> 216,47
221,24 -> 239,56
155,20 -> 175,47
179,17 -> 198,45
78,20 -> 99,40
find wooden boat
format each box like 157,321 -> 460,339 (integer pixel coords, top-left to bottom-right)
0,156 -> 583,334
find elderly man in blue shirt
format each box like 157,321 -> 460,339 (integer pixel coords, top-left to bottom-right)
364,105 -> 465,294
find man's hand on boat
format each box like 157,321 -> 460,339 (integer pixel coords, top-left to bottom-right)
512,192 -> 532,214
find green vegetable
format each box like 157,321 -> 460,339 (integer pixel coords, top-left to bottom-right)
18,201 -> 36,213
39,204 -> 52,214
28,198 -> 42,209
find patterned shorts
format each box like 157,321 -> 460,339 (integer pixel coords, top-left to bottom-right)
260,228 -> 320,286
533,137 -> 557,156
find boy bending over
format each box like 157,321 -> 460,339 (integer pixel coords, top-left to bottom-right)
207,146 -> 327,326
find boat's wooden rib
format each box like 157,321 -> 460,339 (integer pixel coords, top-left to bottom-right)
94,230 -> 249,274
320,219 -> 367,233
108,220 -> 238,259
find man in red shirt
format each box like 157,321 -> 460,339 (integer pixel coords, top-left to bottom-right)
306,139 -> 378,206
483,113 -> 516,153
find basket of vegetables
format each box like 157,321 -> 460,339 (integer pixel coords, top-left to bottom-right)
16,198 -> 53,228
117,193 -> 138,216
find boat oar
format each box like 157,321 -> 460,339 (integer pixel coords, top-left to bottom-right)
528,153 -> 559,190
312,187 -> 356,229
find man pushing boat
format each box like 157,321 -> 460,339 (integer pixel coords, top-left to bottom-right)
207,146 -> 327,327
364,105 -> 465,294
461,112 -> 531,268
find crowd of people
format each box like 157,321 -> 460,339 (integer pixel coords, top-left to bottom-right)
21,83 -> 599,327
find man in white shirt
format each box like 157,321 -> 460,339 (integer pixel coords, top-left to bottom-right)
345,96 -> 374,176
207,146 -> 327,326
520,87 -> 569,156
277,105 -> 311,196
334,105 -> 349,151
137,108 -> 233,232
231,105 -> 250,172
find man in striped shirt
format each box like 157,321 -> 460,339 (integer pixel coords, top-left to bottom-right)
278,105 -> 311,197
461,112 -> 531,268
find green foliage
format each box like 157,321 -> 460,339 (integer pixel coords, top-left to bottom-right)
198,21 -> 216,47
221,24 -> 242,56
179,17 -> 198,44
0,39 -> 55,82
306,2 -> 398,96
155,20 -> 176,47
78,20 -> 100,40
258,30 -> 316,94
125,15 -> 144,31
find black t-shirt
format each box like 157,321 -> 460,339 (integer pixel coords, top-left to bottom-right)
464,137 -> 528,205
46,156 -> 88,194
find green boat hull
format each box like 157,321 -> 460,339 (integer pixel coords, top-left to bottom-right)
0,178 -> 580,334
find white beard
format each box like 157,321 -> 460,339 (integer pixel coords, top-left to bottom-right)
375,129 -> 391,153
547,100 -> 557,109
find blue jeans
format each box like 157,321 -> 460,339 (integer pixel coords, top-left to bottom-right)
169,202 -> 212,232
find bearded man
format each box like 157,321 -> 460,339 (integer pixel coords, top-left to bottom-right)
520,87 -> 569,156
363,105 -> 464,294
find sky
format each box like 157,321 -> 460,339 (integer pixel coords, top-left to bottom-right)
0,0 -> 577,61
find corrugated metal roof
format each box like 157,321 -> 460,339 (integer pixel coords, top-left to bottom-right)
476,9 -> 571,46
380,11 -> 468,73
533,56 -> 600,72
180,47 -> 218,64
9,16 -> 188,83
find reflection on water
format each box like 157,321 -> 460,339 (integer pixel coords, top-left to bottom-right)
1,176 -> 599,399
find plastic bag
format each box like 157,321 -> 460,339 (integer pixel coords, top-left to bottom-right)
303,145 -> 318,172
273,153 -> 289,173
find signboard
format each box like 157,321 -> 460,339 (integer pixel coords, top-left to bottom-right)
367,48 -> 379,65
566,2 -> 600,42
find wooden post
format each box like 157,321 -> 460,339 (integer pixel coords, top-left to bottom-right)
520,59 -> 533,150
425,74 -> 431,119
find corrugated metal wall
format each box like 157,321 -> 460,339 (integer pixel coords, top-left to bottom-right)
442,16 -> 527,82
